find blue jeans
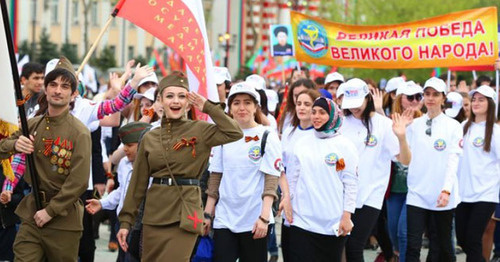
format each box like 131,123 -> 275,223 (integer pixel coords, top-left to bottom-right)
386,193 -> 407,262
267,223 -> 278,256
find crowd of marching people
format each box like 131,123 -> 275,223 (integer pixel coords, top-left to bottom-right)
0,56 -> 499,262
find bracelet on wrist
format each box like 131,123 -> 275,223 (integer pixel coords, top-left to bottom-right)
259,215 -> 270,224
105,172 -> 115,179
204,212 -> 212,220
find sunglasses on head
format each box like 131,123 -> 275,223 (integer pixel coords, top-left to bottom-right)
407,94 -> 422,102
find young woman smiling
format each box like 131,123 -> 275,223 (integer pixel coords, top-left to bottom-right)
456,86 -> 500,262
339,78 -> 411,262
285,97 -> 358,261
204,82 -> 282,262
117,72 -> 243,261
405,77 -> 463,262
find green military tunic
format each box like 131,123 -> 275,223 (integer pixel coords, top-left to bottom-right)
0,109 -> 91,261
118,101 -> 242,260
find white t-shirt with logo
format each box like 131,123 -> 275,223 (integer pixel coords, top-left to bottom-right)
209,125 -> 282,233
289,133 -> 359,235
340,113 -> 400,210
458,121 -> 500,203
406,113 -> 463,211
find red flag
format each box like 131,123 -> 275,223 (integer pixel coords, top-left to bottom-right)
115,0 -> 217,107
152,49 -> 167,76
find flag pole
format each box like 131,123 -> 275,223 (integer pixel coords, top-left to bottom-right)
1,1 -> 42,210
76,16 -> 114,76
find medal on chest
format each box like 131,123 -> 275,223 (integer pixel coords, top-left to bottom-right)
45,137 -> 73,175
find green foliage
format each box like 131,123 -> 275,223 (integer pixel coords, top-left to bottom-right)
60,42 -> 80,64
134,55 -> 148,67
37,29 -> 60,65
318,0 -> 500,84
18,40 -> 35,60
234,66 -> 253,81
89,47 -> 117,73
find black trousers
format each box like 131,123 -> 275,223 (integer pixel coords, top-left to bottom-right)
287,225 -> 346,262
0,225 -> 16,261
455,202 -> 496,262
213,228 -> 269,262
406,205 -> 454,262
374,202 -> 393,260
281,221 -> 290,262
78,190 -> 96,262
345,205 -> 381,262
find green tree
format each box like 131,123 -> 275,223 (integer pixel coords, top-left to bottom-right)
90,47 -> 117,72
318,0 -> 500,84
18,40 -> 35,60
134,55 -> 148,67
37,29 -> 60,65
60,42 -> 80,64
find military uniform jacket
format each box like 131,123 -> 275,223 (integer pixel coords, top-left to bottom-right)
119,101 -> 243,230
0,109 -> 91,231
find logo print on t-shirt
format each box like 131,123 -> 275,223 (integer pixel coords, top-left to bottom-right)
248,146 -> 262,161
365,135 -> 378,147
324,153 -> 339,166
472,137 -> 484,147
434,139 -> 447,151
274,158 -> 283,172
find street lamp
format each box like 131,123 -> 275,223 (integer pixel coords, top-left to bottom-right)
218,32 -> 236,67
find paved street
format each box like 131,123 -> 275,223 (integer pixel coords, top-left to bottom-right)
94,220 -> 467,262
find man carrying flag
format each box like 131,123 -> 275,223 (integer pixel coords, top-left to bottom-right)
0,57 -> 91,262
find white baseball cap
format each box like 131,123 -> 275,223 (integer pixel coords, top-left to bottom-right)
469,85 -> 497,100
396,81 -> 423,96
246,74 -> 267,90
423,77 -> 447,94
336,83 -> 347,98
265,89 -> 279,112
385,77 -> 406,93
133,87 -> 157,101
324,72 -> 344,85
137,73 -> 159,87
341,78 -> 370,109
228,81 -> 260,105
213,66 -> 231,85
45,58 -> 60,76
444,92 -> 463,118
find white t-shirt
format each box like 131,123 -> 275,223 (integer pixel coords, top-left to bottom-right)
266,113 -> 278,133
289,133 -> 359,235
407,113 -> 463,210
209,125 -> 282,233
340,113 -> 400,210
458,122 -> 500,203
100,157 -> 133,215
72,96 -> 100,132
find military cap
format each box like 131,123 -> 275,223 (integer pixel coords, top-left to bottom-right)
158,71 -> 189,94
119,122 -> 152,144
55,56 -> 77,78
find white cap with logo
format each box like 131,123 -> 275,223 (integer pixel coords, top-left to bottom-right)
341,78 -> 370,109
213,67 -> 231,85
385,77 -> 406,93
246,74 -> 267,90
396,81 -> 423,96
228,81 -> 260,105
324,72 -> 345,85
469,85 -> 497,100
444,92 -> 463,118
423,77 -> 447,94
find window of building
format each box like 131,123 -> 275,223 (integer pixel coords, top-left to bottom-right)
128,46 -> 135,61
50,0 -> 59,24
30,0 -> 37,21
72,0 -> 79,25
109,45 -> 116,55
90,1 -> 99,26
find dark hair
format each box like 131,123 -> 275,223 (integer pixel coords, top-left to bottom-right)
44,68 -> 77,93
278,78 -> 315,133
476,75 -> 491,87
21,62 -> 44,79
463,96 -> 496,152
227,93 -> 263,124
256,89 -> 269,115
438,73 -> 456,82
273,26 -> 288,36
290,89 -> 321,135
343,94 -> 376,141
314,77 -> 325,86
291,66 -> 310,80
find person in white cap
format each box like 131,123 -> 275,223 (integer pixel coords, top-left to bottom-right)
323,72 -> 345,99
455,85 -> 499,262
405,77 -> 463,262
133,87 -> 160,123
213,66 -> 232,103
246,75 -> 278,132
445,92 -> 466,123
204,81 -> 281,261
385,80 -> 424,262
340,78 -> 412,262
383,77 -> 406,116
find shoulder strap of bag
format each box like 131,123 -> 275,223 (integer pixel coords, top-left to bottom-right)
261,130 -> 270,157
159,128 -> 188,203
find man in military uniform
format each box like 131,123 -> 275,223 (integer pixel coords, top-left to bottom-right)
0,57 -> 91,261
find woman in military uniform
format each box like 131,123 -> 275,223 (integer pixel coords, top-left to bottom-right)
117,72 -> 243,261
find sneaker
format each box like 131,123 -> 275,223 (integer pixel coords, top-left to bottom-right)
268,255 -> 279,262
108,242 -> 119,252
491,255 -> 500,262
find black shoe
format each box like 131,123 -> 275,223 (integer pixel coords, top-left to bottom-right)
268,255 -> 278,262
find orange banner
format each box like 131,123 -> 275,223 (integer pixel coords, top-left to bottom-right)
291,7 -> 498,69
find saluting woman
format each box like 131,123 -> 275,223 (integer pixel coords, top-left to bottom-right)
204,81 -> 281,262
116,72 -> 243,261
456,86 -> 500,262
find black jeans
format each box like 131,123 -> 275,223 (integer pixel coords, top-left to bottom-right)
345,205 -> 381,262
213,228 -> 269,262
406,205 -> 454,262
455,202 -> 496,262
281,221 -> 290,262
288,225 -> 346,262
78,190 -> 96,262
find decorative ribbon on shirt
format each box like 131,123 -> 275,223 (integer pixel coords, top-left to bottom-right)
173,137 -> 197,158
245,135 -> 259,142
